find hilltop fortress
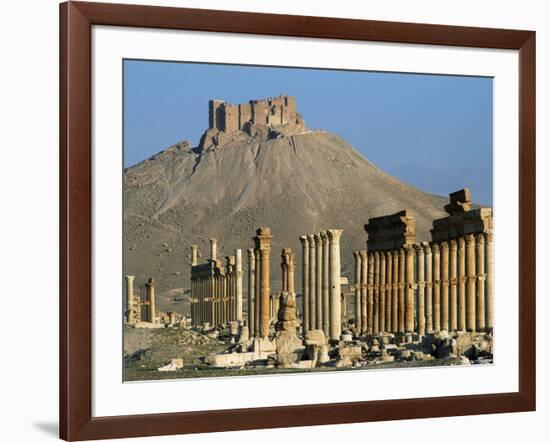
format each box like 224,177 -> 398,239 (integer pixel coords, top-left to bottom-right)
199,95 -> 307,150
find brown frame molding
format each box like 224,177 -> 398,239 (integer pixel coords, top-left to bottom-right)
59,1 -> 536,440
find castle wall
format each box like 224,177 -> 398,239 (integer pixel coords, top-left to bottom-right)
209,95 -> 298,133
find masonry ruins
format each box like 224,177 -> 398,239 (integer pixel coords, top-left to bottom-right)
198,95 -> 307,150
125,184 -> 493,373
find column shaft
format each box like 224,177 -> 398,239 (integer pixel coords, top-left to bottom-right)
432,244 -> 441,332
367,253 -> 374,334
379,252 -> 386,334
300,236 -> 309,337
354,251 -> 362,333
398,249 -> 405,333
373,251 -> 380,334
440,241 -> 449,331
466,234 -> 476,332
449,240 -> 458,332
476,234 -> 486,331
416,246 -> 425,336
327,229 -> 343,340
392,250 -> 399,333
248,249 -> 255,334
457,237 -> 466,331
485,232 -> 494,331
308,234 -> 316,330
405,247 -> 415,333
360,251 -> 368,335
315,234 -> 323,330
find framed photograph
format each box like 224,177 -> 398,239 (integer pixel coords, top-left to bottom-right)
60,1 -> 536,440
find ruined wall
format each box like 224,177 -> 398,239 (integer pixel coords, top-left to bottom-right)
208,95 -> 298,133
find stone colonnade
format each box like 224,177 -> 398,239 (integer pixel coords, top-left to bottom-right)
190,238 -> 244,327
356,189 -> 494,337
300,229 -> 343,340
125,275 -> 159,324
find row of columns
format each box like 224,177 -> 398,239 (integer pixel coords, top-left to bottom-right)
300,229 -> 343,341
125,275 -> 157,324
352,231 -> 493,336
190,239 -> 243,327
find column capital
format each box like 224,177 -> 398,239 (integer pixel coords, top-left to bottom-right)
484,231 -> 494,242
431,242 -> 440,254
414,243 -> 424,255
422,241 -> 432,254
465,234 -> 475,245
327,229 -> 343,243
359,250 -> 368,259
319,230 -> 328,241
299,235 -> 308,246
449,239 -> 457,251
440,241 -> 449,251
314,233 -> 322,244
476,233 -> 485,248
353,251 -> 360,259
307,233 -> 316,246
125,275 -> 135,282
368,252 -> 374,263
247,248 -> 255,258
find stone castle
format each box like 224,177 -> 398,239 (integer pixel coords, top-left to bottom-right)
209,95 -> 298,132
199,95 -> 306,150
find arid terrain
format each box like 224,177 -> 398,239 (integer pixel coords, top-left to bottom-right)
124,130 -> 447,314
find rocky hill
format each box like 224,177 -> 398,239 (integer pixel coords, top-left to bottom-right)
124,130 -> 448,314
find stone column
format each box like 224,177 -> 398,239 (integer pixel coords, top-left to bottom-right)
398,248 -> 405,333
315,233 -> 323,330
457,237 -> 466,331
307,234 -> 316,330
288,250 -> 296,294
125,275 -> 135,324
432,243 -> 441,332
247,249 -> 255,333
466,234 -> 476,332
235,249 -> 243,322
485,232 -> 494,332
353,251 -> 362,333
146,277 -> 156,323
440,241 -> 449,331
360,251 -> 368,335
373,251 -> 380,334
379,251 -> 386,334
255,228 -> 272,338
300,236 -> 309,336
415,245 -> 425,336
476,233 -> 486,331
281,250 -> 288,292
321,232 -> 330,336
254,250 -> 261,336
191,245 -> 198,266
391,250 -> 399,333
449,240 -> 458,332
405,246 -> 415,333
327,229 -> 343,341
367,252 -> 375,334
423,243 -> 433,333
210,238 -> 217,261
385,251 -> 393,333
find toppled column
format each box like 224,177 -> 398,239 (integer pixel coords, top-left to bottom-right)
440,241 -> 450,331
476,234 -> 486,331
125,275 -> 136,324
360,250 -> 368,335
146,277 -> 156,323
315,233 -> 323,330
449,240 -> 458,332
415,244 -> 425,336
247,248 -> 255,334
465,234 -> 476,332
307,234 -> 316,330
485,232 -> 494,331
321,232 -> 330,336
327,229 -> 343,340
299,236 -> 309,336
405,246 -> 415,333
235,249 -> 243,322
254,227 -> 272,338
353,251 -> 362,333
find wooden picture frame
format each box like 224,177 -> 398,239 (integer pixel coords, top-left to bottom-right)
59,1 -> 536,440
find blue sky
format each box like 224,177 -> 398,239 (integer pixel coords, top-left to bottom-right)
124,60 -> 493,205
